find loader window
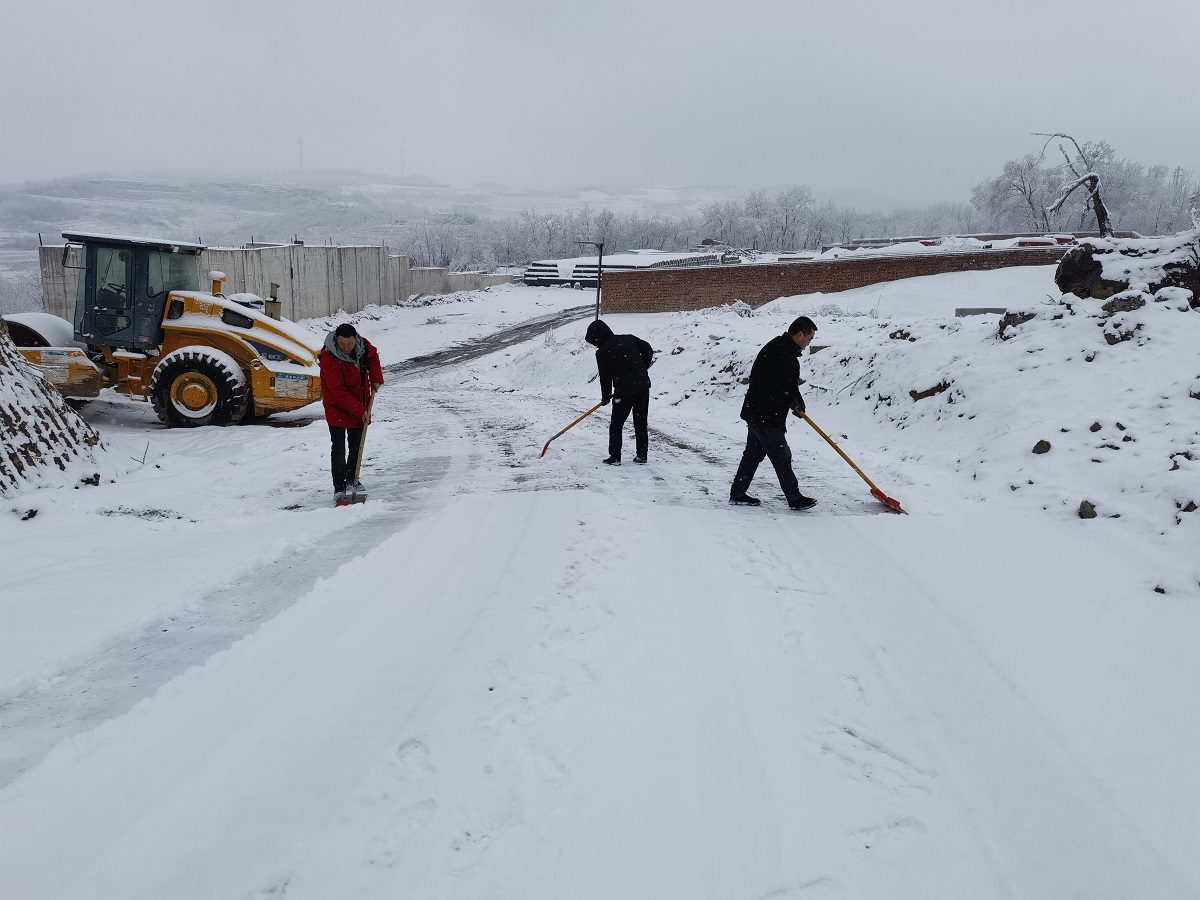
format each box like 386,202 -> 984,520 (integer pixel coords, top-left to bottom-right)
147,251 -> 200,297
95,247 -> 131,308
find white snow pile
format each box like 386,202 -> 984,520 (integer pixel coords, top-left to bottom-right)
1084,226 -> 1200,293
478,274 -> 1200,594
1055,226 -> 1200,303
0,321 -> 109,497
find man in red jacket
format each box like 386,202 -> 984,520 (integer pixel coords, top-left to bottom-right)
319,323 -> 383,501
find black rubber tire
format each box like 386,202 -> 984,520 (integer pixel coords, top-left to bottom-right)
150,349 -> 249,428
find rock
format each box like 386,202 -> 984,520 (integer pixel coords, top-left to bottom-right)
1055,230 -> 1200,304
1090,421 -> 1103,432
997,311 -> 1036,340
1032,440 -> 1052,454
1079,500 -> 1098,519
1055,244 -> 1126,299
1101,295 -> 1146,315
909,380 -> 952,401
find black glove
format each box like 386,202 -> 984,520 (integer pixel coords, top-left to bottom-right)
601,395 -> 611,406
791,400 -> 806,417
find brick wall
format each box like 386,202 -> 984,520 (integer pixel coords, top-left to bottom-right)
600,248 -> 1068,314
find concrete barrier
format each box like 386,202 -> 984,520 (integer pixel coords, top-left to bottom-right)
38,243 -> 505,323
410,267 -> 451,297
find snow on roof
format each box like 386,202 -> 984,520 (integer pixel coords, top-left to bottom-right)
60,232 -> 206,253
530,249 -> 719,269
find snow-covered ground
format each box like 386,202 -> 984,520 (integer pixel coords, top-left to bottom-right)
2,269 -> 1198,899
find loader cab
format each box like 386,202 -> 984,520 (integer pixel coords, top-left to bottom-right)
64,233 -> 203,352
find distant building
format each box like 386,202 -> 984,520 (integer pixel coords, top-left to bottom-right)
522,249 -> 721,288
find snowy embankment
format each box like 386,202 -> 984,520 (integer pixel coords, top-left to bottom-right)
1,270 -> 1199,899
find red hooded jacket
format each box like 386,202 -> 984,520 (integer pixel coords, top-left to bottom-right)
319,335 -> 383,428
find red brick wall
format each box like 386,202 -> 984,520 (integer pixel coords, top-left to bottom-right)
600,248 -> 1068,313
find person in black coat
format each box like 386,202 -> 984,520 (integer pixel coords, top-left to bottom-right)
584,318 -> 654,465
729,316 -> 818,510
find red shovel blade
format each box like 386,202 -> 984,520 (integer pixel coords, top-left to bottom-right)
871,487 -> 907,514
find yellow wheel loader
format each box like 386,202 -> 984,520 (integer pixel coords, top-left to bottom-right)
4,233 -> 322,426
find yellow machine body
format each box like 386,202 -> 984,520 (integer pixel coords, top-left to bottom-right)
6,233 -> 325,426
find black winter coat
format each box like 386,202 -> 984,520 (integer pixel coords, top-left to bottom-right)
739,333 -> 805,428
585,320 -> 654,401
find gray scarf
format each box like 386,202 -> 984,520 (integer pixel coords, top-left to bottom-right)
324,331 -> 365,365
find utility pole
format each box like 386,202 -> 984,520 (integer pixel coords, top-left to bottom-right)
574,239 -> 604,320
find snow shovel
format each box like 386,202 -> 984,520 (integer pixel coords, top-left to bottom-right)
540,402 -> 604,457
337,391 -> 377,507
801,412 -> 906,514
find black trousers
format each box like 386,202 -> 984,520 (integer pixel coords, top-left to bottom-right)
730,422 -> 801,501
609,390 -> 649,459
329,425 -> 364,491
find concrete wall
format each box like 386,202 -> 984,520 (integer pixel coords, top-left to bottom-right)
407,268 -> 515,299
449,272 -> 516,293
39,243 -> 506,323
599,247 -> 1070,314
409,267 -> 450,298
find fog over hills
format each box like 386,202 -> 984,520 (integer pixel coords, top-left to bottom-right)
0,171 -> 749,259
0,171 -> 911,280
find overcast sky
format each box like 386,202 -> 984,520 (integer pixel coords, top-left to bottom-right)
3,0 -> 1197,206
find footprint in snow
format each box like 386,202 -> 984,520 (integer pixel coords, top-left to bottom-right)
846,817 -> 928,858
807,720 -> 935,797
395,737 -> 436,780
365,798 -> 437,868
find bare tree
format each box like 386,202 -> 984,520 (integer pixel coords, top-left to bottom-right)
1037,132 -> 1113,236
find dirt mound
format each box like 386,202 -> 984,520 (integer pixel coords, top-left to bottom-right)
1,319 -> 105,495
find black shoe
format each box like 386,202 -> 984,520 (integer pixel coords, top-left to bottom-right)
634,455 -> 647,464
729,494 -> 761,506
787,495 -> 818,511
603,456 -> 621,466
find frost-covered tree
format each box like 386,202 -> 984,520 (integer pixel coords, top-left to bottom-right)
771,186 -> 815,250
1037,133 -> 1113,236
971,135 -> 1196,238
0,268 -> 43,315
971,153 -> 1057,232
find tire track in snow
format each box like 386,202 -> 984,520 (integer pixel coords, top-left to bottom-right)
798,518 -> 1194,898
0,392 -> 474,787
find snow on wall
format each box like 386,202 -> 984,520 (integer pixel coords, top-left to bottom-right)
0,319 -> 107,497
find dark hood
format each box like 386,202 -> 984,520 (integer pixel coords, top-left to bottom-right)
585,319 -> 614,347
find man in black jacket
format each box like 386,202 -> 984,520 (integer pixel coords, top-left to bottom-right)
585,318 -> 654,465
729,316 -> 818,510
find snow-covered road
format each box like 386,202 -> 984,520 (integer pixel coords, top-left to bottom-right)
2,278 -> 1198,899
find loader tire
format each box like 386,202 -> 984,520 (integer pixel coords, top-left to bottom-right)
150,348 -> 249,428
